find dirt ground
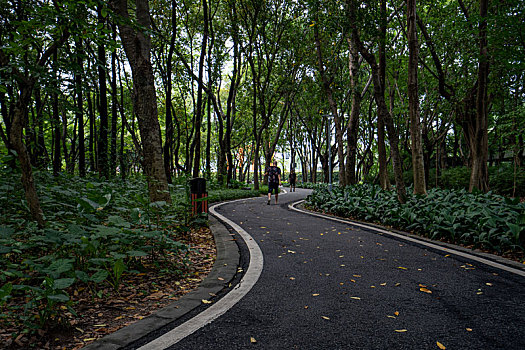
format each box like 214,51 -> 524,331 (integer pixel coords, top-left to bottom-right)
1,227 -> 216,350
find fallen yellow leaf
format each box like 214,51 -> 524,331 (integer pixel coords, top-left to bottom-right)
250,337 -> 257,343
312,293 -> 320,296
398,266 -> 407,270
322,316 -> 330,320
290,277 -> 295,280
387,315 -> 396,318
380,283 -> 387,286
395,329 -> 407,333
420,287 -> 432,294
437,341 -> 446,349
466,328 -> 473,332
202,299 -> 212,304
350,296 -> 361,300
394,311 -> 400,316
353,274 -> 361,277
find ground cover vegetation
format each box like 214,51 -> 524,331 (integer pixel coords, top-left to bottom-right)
0,0 -> 524,347
306,184 -> 525,257
0,160 -> 258,348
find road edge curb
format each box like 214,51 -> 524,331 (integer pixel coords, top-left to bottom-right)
83,213 -> 240,350
290,200 -> 525,277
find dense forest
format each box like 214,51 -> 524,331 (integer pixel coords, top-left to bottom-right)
1,0 -> 524,220
1,1 -> 525,346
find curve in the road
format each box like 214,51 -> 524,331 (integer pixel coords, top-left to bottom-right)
289,199 -> 525,278
137,198 -> 265,350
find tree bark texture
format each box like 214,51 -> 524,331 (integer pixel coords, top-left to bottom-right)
97,5 -> 109,179
350,19 -> 406,202
111,0 -> 171,203
469,0 -> 490,192
407,0 -> 426,195
345,35 -> 361,185
313,22 -> 346,186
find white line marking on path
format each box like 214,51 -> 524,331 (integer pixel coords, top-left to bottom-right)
289,200 -> 525,278
138,199 -> 264,350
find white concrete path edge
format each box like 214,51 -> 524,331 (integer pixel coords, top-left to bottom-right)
290,199 -> 525,278
138,198 -> 264,350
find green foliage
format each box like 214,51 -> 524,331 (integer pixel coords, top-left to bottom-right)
208,188 -> 260,203
0,171 -> 192,333
306,184 -> 525,253
0,168 -> 265,334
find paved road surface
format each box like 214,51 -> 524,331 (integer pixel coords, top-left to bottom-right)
144,189 -> 525,349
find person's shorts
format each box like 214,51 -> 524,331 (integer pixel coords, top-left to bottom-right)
268,182 -> 279,194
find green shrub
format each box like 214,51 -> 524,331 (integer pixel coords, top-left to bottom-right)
306,184 -> 525,253
489,164 -> 525,197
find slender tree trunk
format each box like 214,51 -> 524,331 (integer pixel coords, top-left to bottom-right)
76,38 -> 86,178
192,0 -> 209,178
110,0 -> 171,202
346,35 -> 361,185
313,22 -> 346,186
34,87 -> 47,168
349,1 -> 406,202
407,0 -> 426,195
97,5 -> 109,179
11,98 -> 44,227
52,52 -> 61,176
110,26 -> 118,177
87,90 -> 95,172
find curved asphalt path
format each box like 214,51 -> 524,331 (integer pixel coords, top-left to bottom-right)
146,189 -> 524,349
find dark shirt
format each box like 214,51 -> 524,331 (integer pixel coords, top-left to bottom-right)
267,166 -> 281,183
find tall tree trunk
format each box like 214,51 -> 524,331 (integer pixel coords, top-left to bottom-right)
349,0 -> 406,202
110,25 -> 118,177
192,0 -> 209,178
97,5 -> 109,179
313,21 -> 346,186
76,38 -> 86,178
0,27 -> 69,226
34,86 -> 47,169
345,34 -> 362,186
88,91 -> 96,172
407,0 -> 426,195
11,97 -> 45,227
52,52 -> 61,176
163,0 -> 177,184
469,0 -> 490,192
110,0 -> 171,203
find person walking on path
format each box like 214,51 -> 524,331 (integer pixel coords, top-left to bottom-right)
288,169 -> 297,192
265,161 -> 281,205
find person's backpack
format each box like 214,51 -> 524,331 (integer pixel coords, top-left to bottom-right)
268,166 -> 279,183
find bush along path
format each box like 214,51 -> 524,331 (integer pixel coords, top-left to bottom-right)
0,171 -> 259,349
306,184 -> 525,262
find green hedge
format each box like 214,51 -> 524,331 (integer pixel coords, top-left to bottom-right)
306,184 -> 525,253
